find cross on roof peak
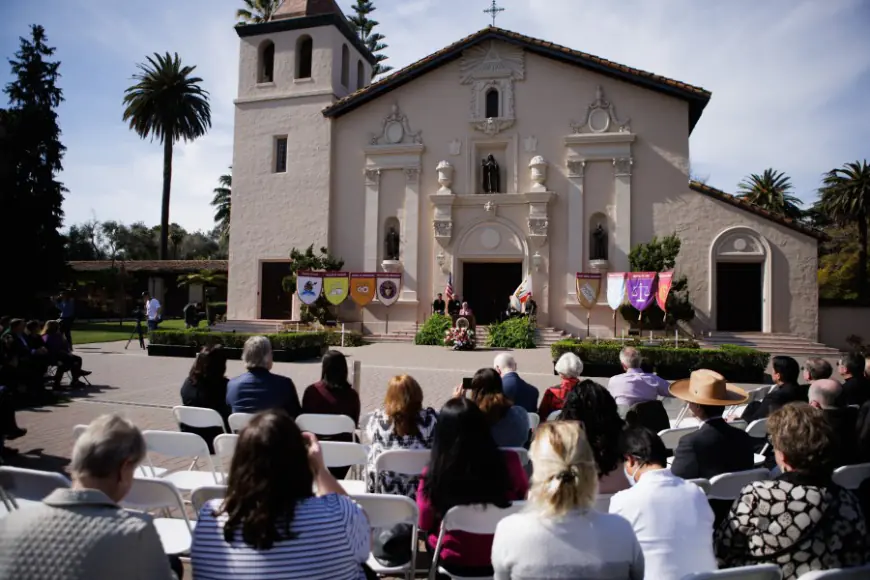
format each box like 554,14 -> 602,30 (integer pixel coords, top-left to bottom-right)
484,0 -> 505,27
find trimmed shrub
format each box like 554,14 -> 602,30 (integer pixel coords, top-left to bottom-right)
149,330 -> 327,351
487,317 -> 536,349
324,330 -> 367,347
414,314 -> 452,346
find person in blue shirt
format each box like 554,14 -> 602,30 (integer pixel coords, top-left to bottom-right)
494,353 -> 539,414
227,336 -> 301,418
54,291 -> 75,350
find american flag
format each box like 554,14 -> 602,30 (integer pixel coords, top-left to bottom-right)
445,273 -> 455,301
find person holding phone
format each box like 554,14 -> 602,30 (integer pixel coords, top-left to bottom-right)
460,369 -> 530,448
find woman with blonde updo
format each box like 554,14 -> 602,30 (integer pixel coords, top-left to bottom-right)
492,421 -> 644,579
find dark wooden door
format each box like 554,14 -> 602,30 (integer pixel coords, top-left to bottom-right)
260,262 -> 292,320
462,262 -> 523,324
716,262 -> 763,332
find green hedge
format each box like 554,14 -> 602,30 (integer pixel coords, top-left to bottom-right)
149,330 -> 328,350
550,339 -> 770,383
487,317 -> 536,349
324,330 -> 367,347
414,314 -> 452,346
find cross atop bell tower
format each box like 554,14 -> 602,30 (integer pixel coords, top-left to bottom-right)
484,0 -> 504,27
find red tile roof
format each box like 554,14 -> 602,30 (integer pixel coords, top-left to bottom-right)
69,260 -> 228,273
323,26 -> 712,131
271,0 -> 342,20
689,181 -> 826,241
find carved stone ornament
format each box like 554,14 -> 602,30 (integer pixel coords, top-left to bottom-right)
364,168 -> 381,185
433,220 -> 453,240
524,135 -> 538,153
472,116 -> 515,136
449,139 -> 462,156
459,40 -> 525,83
370,103 -> 423,145
404,167 -> 420,183
613,157 -> 633,177
529,156 -> 548,192
528,217 -> 549,237
567,159 -> 586,178
436,160 -> 454,194
570,85 -> 631,134
484,201 -> 496,214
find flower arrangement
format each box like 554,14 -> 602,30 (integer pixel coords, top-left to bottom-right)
445,327 -> 476,351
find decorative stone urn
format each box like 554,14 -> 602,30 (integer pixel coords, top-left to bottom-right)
381,260 -> 403,273
436,160 -> 454,194
529,156 -> 548,192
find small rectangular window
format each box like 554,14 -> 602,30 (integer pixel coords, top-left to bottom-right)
275,137 -> 288,173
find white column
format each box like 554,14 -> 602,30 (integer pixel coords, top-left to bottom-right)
363,169 -> 380,272
566,160 -> 586,300
402,167 -> 420,301
613,157 -> 632,272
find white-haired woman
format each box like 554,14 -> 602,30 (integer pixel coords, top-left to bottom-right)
0,414 -> 177,579
538,352 -> 583,420
226,335 -> 301,417
492,421 -> 644,579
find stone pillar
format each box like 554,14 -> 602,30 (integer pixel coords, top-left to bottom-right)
613,157 -> 632,272
402,167 -> 420,302
363,169 -> 380,272
566,159 -> 586,301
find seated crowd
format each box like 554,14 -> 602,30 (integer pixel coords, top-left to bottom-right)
3,339 -> 870,579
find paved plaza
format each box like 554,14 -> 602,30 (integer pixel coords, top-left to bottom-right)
6,340 -> 766,476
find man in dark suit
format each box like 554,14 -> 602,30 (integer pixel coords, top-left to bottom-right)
839,351 -> 870,408
741,356 -> 807,423
809,378 -> 858,467
494,352 -> 538,413
432,293 -> 446,316
227,336 -> 301,418
669,369 -> 755,481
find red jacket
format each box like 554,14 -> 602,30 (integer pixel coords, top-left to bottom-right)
538,377 -> 579,420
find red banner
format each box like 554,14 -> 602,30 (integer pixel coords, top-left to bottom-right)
656,271 -> 674,312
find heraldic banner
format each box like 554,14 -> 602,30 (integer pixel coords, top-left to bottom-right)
627,272 -> 657,313
349,273 -> 377,307
606,273 -> 627,312
323,272 -> 350,306
656,271 -> 674,312
296,271 -> 323,306
376,273 -> 403,307
576,273 -> 602,310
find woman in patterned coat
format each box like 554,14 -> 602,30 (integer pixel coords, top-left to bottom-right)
715,403 -> 870,579
365,375 -> 437,497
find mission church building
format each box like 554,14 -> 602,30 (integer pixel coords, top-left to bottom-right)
227,0 -> 823,340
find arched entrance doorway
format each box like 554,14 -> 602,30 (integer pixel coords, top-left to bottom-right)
709,227 -> 772,333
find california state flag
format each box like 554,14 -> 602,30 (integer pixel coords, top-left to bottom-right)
513,275 -> 533,304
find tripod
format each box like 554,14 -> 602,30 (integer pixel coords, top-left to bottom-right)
125,319 -> 146,350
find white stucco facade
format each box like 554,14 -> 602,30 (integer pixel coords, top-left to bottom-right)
227,8 -> 821,339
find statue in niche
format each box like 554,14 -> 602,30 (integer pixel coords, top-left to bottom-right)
591,224 -> 608,261
384,226 -> 400,261
481,154 -> 501,193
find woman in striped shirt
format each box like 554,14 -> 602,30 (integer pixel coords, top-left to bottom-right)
191,410 -> 373,580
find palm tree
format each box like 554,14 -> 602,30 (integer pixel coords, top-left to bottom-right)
236,0 -> 282,24
122,53 -> 211,260
211,168 -> 232,240
736,169 -> 803,220
818,160 -> 870,301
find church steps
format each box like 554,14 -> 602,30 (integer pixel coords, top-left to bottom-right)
699,332 -> 841,358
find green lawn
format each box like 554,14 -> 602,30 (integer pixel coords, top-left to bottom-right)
71,319 -> 188,345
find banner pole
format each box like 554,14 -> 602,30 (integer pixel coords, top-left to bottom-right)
613,310 -> 617,338
586,310 -> 590,338
385,310 -> 389,335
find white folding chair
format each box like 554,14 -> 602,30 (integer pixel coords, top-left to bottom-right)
500,447 -> 530,466
547,410 -> 562,421
172,406 -> 227,433
121,477 -> 193,555
832,463 -> 870,490
745,418 -> 770,458
296,413 -> 357,439
658,426 -> 697,450
708,468 -> 770,501
213,433 -> 239,478
688,478 -> 712,495
0,466 -> 70,510
681,563 -> 782,579
190,485 -> 227,515
352,494 -> 418,580
374,449 -> 431,494
74,424 -> 167,479
527,413 -> 540,430
228,412 -> 254,433
357,411 -> 375,444
799,565 -> 870,579
320,441 -> 368,495
594,493 -> 613,512
142,430 -> 221,492
430,502 -> 526,580
729,420 -> 748,430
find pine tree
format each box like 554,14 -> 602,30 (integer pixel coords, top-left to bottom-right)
347,0 -> 393,77
0,25 -> 67,316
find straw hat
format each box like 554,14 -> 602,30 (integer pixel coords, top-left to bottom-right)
668,369 -> 748,406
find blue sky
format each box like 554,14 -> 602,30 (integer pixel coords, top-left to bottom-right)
2,0 -> 869,233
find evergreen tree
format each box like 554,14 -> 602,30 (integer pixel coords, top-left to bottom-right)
0,25 -> 67,316
348,1 -> 393,77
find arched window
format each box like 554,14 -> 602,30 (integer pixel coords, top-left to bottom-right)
356,60 -> 365,90
340,45 -> 350,87
485,88 -> 500,118
296,35 -> 313,79
258,40 -> 275,83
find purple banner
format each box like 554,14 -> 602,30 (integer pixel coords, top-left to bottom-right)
627,272 -> 657,312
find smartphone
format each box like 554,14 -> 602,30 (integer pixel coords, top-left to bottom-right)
462,377 -> 473,398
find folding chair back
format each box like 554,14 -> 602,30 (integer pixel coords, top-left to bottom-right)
320,441 -> 367,469
500,447 -> 530,466
832,463 -> 870,490
708,468 -> 770,500
681,563 -> 782,579
296,413 -> 356,437
172,406 -> 227,432
142,430 -> 220,488
688,478 -> 712,495
191,485 -> 227,515
213,433 -> 239,473
547,410 -> 562,421
745,418 -> 768,439
72,424 -> 86,439
657,426 -> 697,450
374,449 -> 431,479
353,494 -> 419,579
0,466 -> 70,505
121,477 -> 193,555
799,564 -> 870,579
228,412 -> 254,433
527,413 -> 540,430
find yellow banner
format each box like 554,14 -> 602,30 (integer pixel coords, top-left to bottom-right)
323,273 -> 349,306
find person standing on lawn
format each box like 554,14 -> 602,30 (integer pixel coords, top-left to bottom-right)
55,291 -> 75,350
